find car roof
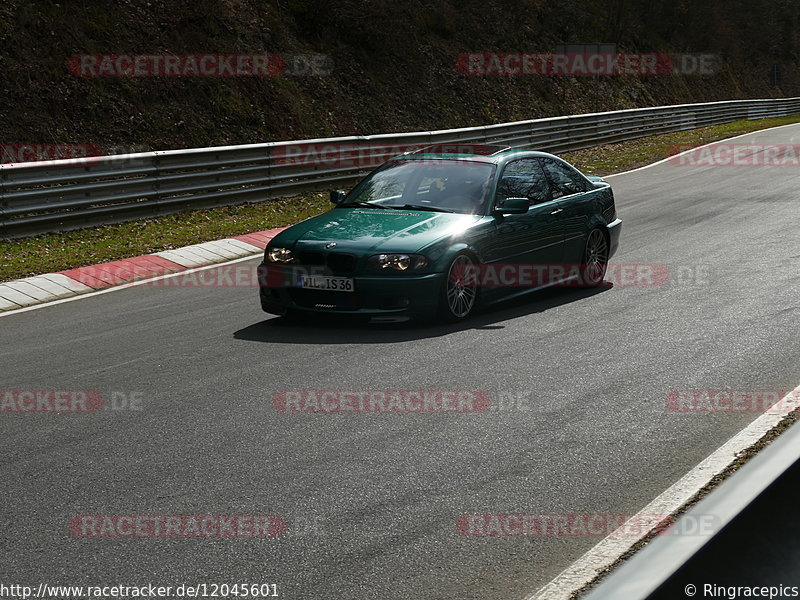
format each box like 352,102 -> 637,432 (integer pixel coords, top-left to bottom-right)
388,144 -> 560,164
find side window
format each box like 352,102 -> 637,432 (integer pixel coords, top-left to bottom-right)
495,159 -> 550,207
541,159 -> 589,198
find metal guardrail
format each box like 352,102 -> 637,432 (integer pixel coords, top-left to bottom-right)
2,97 -> 800,238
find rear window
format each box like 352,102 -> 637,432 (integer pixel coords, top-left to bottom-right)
541,159 -> 589,197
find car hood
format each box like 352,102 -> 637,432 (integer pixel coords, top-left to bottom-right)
271,208 -> 482,253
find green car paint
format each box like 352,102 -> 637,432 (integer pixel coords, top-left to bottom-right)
259,146 -> 622,323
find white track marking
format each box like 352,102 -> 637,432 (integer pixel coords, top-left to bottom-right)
193,240 -> 244,260
16,275 -> 78,299
220,238 -> 264,253
0,283 -> 41,307
37,272 -> 95,293
3,280 -> 54,302
0,295 -> 21,310
152,249 -> 207,268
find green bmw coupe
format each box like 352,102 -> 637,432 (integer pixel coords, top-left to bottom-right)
259,145 -> 622,323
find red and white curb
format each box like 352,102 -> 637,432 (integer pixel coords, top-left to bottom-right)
0,228 -> 284,312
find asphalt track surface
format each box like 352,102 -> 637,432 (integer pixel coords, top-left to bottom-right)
2,125 -> 800,600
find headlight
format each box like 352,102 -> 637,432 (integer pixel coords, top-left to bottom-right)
368,253 -> 429,271
266,247 -> 296,263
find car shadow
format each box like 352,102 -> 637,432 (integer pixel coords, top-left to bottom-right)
233,283 -> 613,345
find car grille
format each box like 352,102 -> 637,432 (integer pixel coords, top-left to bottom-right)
296,251 -> 357,274
288,289 -> 363,310
327,253 -> 356,274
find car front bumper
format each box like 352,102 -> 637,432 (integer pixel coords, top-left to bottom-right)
258,263 -> 444,320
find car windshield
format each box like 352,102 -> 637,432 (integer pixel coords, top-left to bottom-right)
343,159 -> 495,215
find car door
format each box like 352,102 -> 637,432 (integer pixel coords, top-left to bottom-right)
483,158 -> 566,291
539,157 -> 596,265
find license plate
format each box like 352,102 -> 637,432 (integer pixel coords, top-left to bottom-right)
298,275 -> 355,292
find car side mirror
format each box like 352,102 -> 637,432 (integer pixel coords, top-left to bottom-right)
493,197 -> 529,216
330,190 -> 346,205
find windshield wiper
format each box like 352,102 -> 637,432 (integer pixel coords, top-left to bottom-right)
387,204 -> 456,213
339,201 -> 393,209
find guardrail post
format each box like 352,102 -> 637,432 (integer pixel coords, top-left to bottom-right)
0,165 -> 5,238
264,145 -> 273,199
152,152 -> 161,211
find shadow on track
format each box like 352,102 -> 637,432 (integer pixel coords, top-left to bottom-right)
233,284 -> 613,345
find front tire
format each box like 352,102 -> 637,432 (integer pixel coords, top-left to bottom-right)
580,228 -> 609,286
438,253 -> 479,322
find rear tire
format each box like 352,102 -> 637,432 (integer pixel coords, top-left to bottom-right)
579,228 -> 609,287
438,253 -> 479,323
